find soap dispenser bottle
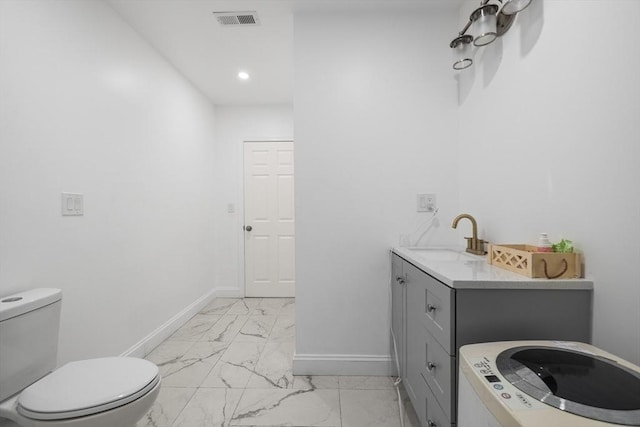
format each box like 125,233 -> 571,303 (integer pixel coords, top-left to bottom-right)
537,233 -> 553,252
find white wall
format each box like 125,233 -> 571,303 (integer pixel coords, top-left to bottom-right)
457,0 -> 640,364
294,8 -> 459,374
213,105 -> 294,294
0,0 -> 218,364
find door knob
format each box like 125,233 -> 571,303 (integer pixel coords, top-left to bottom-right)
245,225 -> 252,232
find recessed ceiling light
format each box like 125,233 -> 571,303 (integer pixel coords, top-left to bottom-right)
238,71 -> 250,80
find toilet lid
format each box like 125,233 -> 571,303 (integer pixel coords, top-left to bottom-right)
17,357 -> 159,421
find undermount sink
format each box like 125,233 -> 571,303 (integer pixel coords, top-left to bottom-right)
404,247 -> 485,262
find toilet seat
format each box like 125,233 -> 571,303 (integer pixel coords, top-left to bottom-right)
16,357 -> 159,421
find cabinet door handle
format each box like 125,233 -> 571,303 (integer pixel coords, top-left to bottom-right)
427,361 -> 436,371
395,276 -> 405,285
427,303 -> 436,312
427,420 -> 437,427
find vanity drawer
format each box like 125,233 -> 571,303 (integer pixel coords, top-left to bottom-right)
405,262 -> 454,353
406,370 -> 453,427
423,377 -> 453,427
420,328 -> 455,421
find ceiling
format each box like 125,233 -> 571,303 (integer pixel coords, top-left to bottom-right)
107,0 -> 463,106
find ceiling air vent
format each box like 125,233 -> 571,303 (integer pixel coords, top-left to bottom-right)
213,11 -> 260,26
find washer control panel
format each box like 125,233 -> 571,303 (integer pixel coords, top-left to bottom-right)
469,357 -> 546,411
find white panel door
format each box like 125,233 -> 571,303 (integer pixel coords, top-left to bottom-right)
244,141 -> 294,297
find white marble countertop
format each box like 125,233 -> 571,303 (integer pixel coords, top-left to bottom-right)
392,246 -> 594,290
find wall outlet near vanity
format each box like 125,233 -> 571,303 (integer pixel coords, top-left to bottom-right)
417,193 -> 436,213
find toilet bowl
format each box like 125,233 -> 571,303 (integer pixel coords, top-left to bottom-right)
0,289 -> 161,427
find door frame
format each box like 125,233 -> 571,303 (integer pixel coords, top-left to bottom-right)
237,138 -> 294,297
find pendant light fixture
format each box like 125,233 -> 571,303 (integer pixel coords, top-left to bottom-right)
470,4 -> 498,46
450,35 -> 474,70
501,0 -> 533,15
450,0 -> 534,70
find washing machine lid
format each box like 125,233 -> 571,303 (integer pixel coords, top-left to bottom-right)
17,357 -> 159,421
497,346 -> 640,426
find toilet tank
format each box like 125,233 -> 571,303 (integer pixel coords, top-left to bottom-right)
0,288 -> 62,402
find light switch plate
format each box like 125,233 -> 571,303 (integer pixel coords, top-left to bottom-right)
61,193 -> 83,216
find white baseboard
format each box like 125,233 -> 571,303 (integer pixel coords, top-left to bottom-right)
121,288 -> 224,358
122,289 -> 393,377
214,287 -> 244,298
293,352 -> 393,376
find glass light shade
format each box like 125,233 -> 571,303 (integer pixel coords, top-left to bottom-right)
470,5 -> 498,46
450,35 -> 473,70
501,0 -> 533,15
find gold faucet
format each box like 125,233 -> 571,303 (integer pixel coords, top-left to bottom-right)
451,213 -> 487,255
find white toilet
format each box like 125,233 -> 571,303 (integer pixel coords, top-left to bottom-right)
0,288 -> 161,427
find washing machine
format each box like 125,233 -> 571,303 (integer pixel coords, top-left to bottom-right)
458,341 -> 640,427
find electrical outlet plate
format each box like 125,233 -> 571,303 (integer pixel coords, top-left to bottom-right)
61,193 -> 83,216
417,193 -> 437,213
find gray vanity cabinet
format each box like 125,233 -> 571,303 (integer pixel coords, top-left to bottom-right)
391,253 -> 592,427
391,254 -> 406,380
403,259 -> 455,427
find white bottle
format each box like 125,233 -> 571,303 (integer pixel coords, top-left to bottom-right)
537,233 -> 553,252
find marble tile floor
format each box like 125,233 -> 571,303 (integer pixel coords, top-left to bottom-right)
138,297 -> 420,427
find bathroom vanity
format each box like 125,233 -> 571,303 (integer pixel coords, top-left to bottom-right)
391,247 -> 593,427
